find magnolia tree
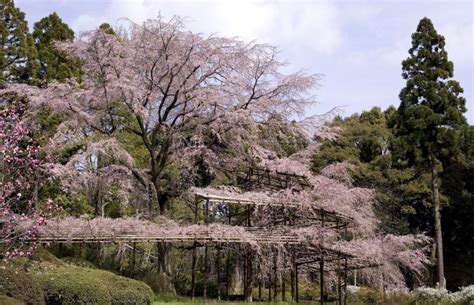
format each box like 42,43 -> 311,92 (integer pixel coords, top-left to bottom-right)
0,102 -> 60,258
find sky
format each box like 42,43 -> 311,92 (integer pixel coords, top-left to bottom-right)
16,0 -> 474,123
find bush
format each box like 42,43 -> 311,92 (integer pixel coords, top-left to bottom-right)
346,286 -> 382,305
410,286 -> 474,305
0,294 -> 24,305
0,267 -> 45,305
36,266 -> 112,304
411,286 -> 448,302
34,264 -> 153,305
99,271 -> 154,305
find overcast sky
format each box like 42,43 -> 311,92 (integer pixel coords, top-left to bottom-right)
17,0 -> 473,123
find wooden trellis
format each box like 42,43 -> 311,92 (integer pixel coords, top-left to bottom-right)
193,192 -> 353,227
27,166 -> 379,304
232,166 -> 312,191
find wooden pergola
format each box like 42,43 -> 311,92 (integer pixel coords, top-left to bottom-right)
29,165 -> 379,304
231,166 -> 312,191
184,168 -> 376,304
34,224 -> 376,304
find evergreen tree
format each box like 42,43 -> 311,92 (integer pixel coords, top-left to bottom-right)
311,107 -> 434,237
98,22 -> 116,35
0,0 -> 38,83
391,17 -> 467,289
33,12 -> 81,82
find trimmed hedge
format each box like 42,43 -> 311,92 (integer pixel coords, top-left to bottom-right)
0,267 -> 45,305
0,294 -> 25,305
36,266 -> 111,304
34,265 -> 154,305
99,271 -> 155,305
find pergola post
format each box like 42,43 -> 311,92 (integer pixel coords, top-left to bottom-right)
131,242 -> 136,276
226,212 -> 232,301
344,258 -> 348,305
243,252 -> 248,300
191,195 -> 199,300
268,269 -> 272,301
321,211 -> 325,305
273,251 -> 278,301
258,261 -> 262,301
295,261 -> 299,303
191,244 -> 197,300
204,244 -> 208,299
216,247 -> 221,300
320,254 -> 325,305
338,255 -> 342,305
203,199 -> 209,300
244,205 -> 253,301
282,271 -> 286,302
246,250 -> 253,301
291,263 -> 295,302
226,245 -> 230,301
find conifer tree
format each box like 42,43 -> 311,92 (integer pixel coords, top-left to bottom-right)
98,22 -> 116,36
33,12 -> 81,82
0,0 -> 38,83
392,17 -> 467,289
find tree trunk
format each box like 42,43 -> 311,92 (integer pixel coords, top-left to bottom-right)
156,242 -> 176,293
431,158 -> 446,289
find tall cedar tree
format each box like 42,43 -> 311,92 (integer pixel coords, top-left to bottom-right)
392,17 -> 467,289
33,12 -> 81,83
0,0 -> 38,83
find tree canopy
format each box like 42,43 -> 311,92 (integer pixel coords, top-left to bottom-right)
32,12 -> 81,83
0,0 -> 38,83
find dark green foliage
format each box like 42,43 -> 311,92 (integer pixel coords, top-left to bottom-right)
103,270 -> 155,305
32,12 -> 81,83
35,110 -> 65,146
259,115 -> 308,157
312,107 -> 390,173
35,265 -> 154,305
311,107 -> 436,235
37,266 -> 112,304
392,17 -> 469,289
0,0 -> 38,84
440,125 -> 474,289
99,23 -> 116,35
0,267 -> 45,305
392,17 -> 467,167
39,179 -> 94,216
0,294 -> 24,305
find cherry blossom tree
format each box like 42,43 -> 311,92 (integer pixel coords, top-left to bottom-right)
3,16 -> 320,218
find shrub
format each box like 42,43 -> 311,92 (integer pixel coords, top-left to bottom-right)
411,285 -> 474,305
358,287 -> 382,304
0,267 -> 45,305
0,294 -> 24,305
99,271 -> 154,305
34,264 -> 153,305
346,285 -> 382,305
35,266 -> 112,304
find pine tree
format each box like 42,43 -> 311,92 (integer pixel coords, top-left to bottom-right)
0,0 -> 38,83
33,12 -> 81,83
392,17 -> 468,289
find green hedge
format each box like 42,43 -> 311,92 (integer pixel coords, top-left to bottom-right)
99,270 -> 155,305
0,294 -> 24,305
0,267 -> 45,305
34,265 -> 154,305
